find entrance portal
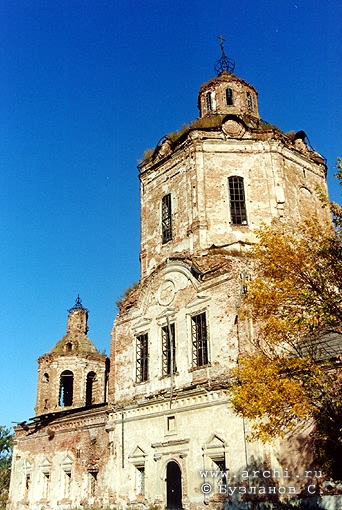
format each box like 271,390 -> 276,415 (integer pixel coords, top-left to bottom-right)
166,461 -> 182,509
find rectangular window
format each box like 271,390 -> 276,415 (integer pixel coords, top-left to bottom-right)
167,416 -> 176,432
136,334 -> 148,383
206,91 -> 213,111
191,312 -> 209,367
42,472 -> 50,499
25,474 -> 31,494
64,472 -> 71,498
212,458 -> 228,489
89,471 -> 98,497
162,323 -> 176,376
247,91 -> 254,111
162,194 -> 172,243
228,176 -> 247,225
136,466 -> 145,495
226,88 -> 233,106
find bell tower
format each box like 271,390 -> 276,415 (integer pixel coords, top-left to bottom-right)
35,296 -> 108,416
138,40 -> 328,279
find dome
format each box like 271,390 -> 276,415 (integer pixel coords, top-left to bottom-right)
198,71 -> 259,119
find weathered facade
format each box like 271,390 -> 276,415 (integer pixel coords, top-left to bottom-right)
8,52 -> 330,510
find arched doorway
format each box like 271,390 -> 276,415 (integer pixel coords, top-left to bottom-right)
166,461 -> 182,509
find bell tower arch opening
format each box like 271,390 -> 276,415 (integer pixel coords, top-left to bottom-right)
59,370 -> 74,407
86,371 -> 96,406
166,461 -> 182,510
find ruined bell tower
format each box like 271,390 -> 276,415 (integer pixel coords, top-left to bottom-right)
35,296 -> 108,416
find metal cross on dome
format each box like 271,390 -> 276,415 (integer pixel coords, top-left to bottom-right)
68,294 -> 88,313
215,34 -> 235,75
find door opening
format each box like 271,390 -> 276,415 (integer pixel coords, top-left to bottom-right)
166,461 -> 182,509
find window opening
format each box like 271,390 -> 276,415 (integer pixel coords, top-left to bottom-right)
25,473 -> 31,491
86,371 -> 96,406
191,312 -> 209,367
228,176 -> 248,225
162,323 -> 176,376
65,342 -> 73,352
247,92 -> 254,111
89,471 -> 98,497
206,91 -> 213,111
59,370 -> 74,407
64,472 -> 71,498
212,458 -> 228,489
136,466 -> 145,495
136,334 -> 148,383
167,416 -> 176,433
42,472 -> 50,499
226,88 -> 233,106
162,194 -> 172,243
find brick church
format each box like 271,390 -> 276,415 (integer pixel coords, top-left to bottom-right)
8,43 -> 329,510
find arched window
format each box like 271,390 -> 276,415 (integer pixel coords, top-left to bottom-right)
228,176 -> 248,225
59,370 -> 74,407
86,371 -> 96,406
226,88 -> 233,106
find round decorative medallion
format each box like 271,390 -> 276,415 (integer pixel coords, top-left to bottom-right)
157,280 -> 176,306
222,119 -> 246,138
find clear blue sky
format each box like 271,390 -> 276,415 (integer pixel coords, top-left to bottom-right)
0,0 -> 340,429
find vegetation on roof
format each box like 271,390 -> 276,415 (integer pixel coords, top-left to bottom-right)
142,115 -> 227,161
141,116 -> 299,164
116,281 -> 139,310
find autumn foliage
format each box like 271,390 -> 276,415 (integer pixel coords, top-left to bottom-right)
231,161 -> 342,477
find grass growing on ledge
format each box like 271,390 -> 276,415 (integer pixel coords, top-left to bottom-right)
142,115 -> 226,162
116,281 -> 139,309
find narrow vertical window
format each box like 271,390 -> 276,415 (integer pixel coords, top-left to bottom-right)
89,471 -> 98,497
64,472 -> 71,498
136,334 -> 148,383
247,92 -> 254,111
25,474 -> 31,495
162,323 -> 176,376
136,466 -> 145,495
226,88 -> 233,106
59,370 -> 74,407
167,416 -> 176,433
212,458 -> 228,489
191,312 -> 209,367
162,194 -> 172,243
42,472 -> 50,499
206,91 -> 212,111
86,371 -> 96,406
228,176 -> 247,225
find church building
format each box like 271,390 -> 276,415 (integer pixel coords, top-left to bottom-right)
8,43 -> 329,510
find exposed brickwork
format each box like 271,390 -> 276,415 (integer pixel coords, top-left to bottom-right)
139,103 -> 328,279
35,303 -> 108,416
9,69 -> 330,510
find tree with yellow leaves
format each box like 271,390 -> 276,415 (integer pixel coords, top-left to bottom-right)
231,160 -> 342,478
